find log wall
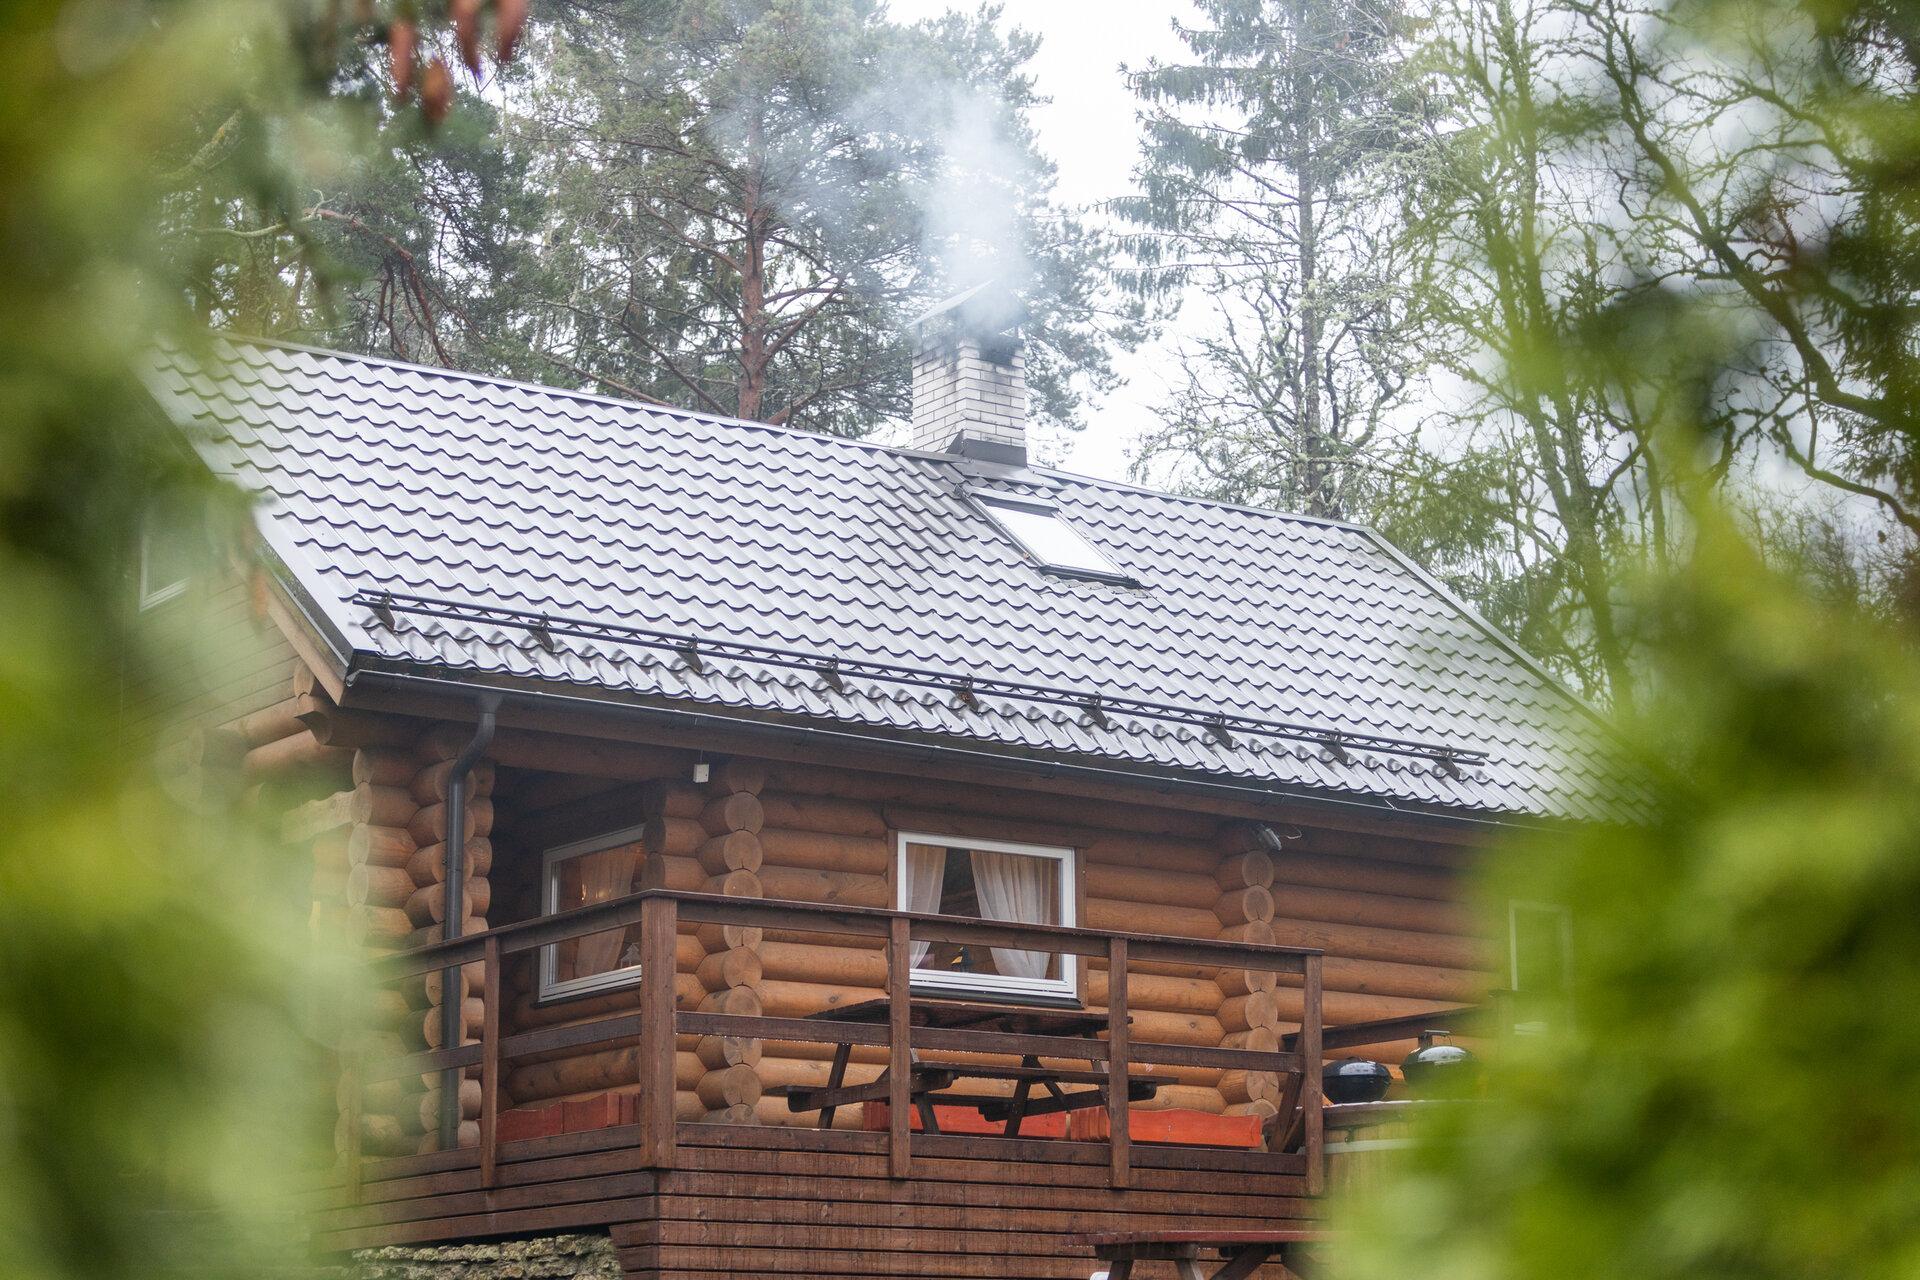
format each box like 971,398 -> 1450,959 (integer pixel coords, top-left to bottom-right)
484,755 -> 1494,1131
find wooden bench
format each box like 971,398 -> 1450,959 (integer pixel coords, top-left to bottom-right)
1079,1229 -> 1328,1279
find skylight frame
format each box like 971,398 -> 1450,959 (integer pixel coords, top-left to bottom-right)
969,489 -> 1139,586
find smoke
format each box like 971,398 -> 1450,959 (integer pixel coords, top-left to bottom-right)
920,82 -> 1038,298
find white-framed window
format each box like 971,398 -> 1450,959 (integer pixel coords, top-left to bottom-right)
538,824 -> 649,1000
137,519 -> 193,610
971,491 -> 1135,584
1508,900 -> 1572,995
896,832 -> 1077,1001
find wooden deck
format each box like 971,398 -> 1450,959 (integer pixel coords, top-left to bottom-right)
307,1122 -> 1317,1277
323,889 -> 1326,1277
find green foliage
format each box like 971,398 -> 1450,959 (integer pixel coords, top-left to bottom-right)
0,4 -> 383,1277
1330,0 -> 1920,1274
505,0 -> 1129,437
1120,0 -> 1436,519
1340,512 -> 1920,1280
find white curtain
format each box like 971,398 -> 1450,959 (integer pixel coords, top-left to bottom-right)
903,844 -> 949,967
969,850 -> 1056,980
569,844 -> 639,978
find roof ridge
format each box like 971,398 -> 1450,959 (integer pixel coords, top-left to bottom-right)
199,331 -> 950,462
199,332 -> 1385,538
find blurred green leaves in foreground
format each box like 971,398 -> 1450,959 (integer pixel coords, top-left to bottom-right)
0,3 -> 424,1277
1341,513 -> 1920,1280
1337,0 -> 1920,1274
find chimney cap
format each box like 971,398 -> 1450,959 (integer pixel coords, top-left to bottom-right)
909,280 -> 1027,340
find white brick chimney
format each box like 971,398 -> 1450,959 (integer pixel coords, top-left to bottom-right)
907,282 -> 1028,466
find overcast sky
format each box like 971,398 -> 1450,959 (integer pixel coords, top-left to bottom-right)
888,0 -> 1199,482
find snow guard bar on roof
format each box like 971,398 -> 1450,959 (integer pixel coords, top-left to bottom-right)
354,589 -> 1487,771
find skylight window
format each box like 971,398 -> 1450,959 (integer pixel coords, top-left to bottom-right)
975,493 -> 1133,583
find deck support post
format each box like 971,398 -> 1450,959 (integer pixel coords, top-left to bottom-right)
479,934 -> 500,1190
1107,934 -> 1131,1189
887,916 -> 912,1178
639,893 -> 679,1170
1301,952 -> 1324,1196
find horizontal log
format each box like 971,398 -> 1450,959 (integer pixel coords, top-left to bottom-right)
347,864 -> 417,910
702,869 -> 761,901
1081,898 -> 1222,939
421,997 -> 486,1050
1217,968 -> 1278,998
1271,986 -> 1456,1030
1216,886 -> 1276,928
244,731 -> 349,779
1305,955 -> 1490,1003
505,1048 -> 703,1103
763,763 -> 1216,841
758,828 -> 889,875
1270,880 -> 1476,937
758,940 -> 887,988
757,979 -> 885,1020
410,758 -> 496,806
1218,991 -> 1280,1034
696,831 -> 762,875
349,824 -> 417,871
1214,846 -> 1276,890
1082,835 -> 1224,877
1296,826 -> 1473,869
415,1077 -> 482,1130
282,790 -> 354,843
1269,851 -> 1459,900
695,946 -> 763,992
701,793 -> 763,836
351,905 -> 415,942
1087,969 -> 1224,1018
351,785 -> 416,830
756,792 -> 887,838
711,758 -> 766,795
352,748 -> 420,789
404,837 -> 492,885
1082,863 -> 1225,910
695,1031 -> 763,1070
758,865 -> 889,909
403,877 -> 492,927
408,798 -> 492,847
642,816 -> 704,859
641,780 -> 705,819
694,1063 -> 763,1111
238,697 -> 305,747
1268,916 -> 1490,970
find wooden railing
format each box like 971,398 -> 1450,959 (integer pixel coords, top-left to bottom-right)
348,889 -> 1325,1199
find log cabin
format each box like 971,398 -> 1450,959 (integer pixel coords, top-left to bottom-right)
135,288 -> 1625,1279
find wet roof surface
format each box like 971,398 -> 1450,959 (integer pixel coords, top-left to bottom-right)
145,335 -> 1634,823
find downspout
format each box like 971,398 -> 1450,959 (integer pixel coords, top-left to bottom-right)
439,695 -> 499,1149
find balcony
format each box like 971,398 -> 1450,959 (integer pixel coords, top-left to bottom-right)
312,890 -> 1329,1273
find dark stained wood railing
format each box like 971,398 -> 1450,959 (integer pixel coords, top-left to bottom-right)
350,889 -> 1325,1200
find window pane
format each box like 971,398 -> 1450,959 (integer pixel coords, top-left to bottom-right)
550,842 -> 642,986
902,841 -> 1063,983
980,499 -> 1122,576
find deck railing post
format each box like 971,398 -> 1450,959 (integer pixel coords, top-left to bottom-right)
1106,935 -> 1131,1190
1301,952 -> 1324,1196
638,894 -> 678,1170
887,915 -> 912,1178
344,1044 -> 364,1204
479,934 -> 501,1191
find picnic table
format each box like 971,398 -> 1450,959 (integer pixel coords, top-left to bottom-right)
1079,1228 -> 1327,1280
771,996 -> 1172,1136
